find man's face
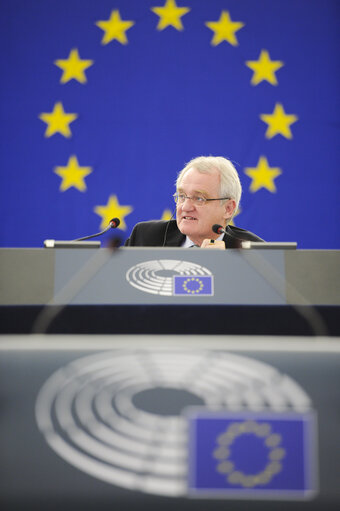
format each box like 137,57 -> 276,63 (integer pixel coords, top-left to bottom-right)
176,167 -> 233,245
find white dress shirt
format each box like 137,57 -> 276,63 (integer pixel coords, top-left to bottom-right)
181,234 -> 224,248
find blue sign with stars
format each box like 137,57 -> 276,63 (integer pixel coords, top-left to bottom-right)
0,1 -> 339,248
173,275 -> 213,296
187,410 -> 317,499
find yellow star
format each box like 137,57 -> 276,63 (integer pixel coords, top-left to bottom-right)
94,195 -> 133,230
205,11 -> 245,46
151,0 -> 190,31
54,48 -> 93,84
161,208 -> 173,221
260,103 -> 298,139
246,49 -> 284,86
96,10 -> 135,45
244,156 -> 282,193
54,156 -> 92,192
39,102 -> 78,138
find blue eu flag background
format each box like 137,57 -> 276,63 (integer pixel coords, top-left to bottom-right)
188,411 -> 317,498
0,0 -> 339,248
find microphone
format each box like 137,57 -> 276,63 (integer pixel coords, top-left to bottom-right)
212,224 -> 226,235
74,218 -> 120,241
212,223 -> 243,248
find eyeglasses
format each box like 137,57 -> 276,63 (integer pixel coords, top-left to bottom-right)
173,193 -> 230,207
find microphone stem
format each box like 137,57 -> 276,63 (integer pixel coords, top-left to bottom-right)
73,224 -> 111,242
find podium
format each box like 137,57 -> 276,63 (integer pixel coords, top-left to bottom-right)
1,248 -> 340,508
0,334 -> 340,509
0,247 -> 339,335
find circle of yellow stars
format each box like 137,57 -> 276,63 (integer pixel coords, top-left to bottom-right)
213,420 -> 286,488
182,277 -> 204,294
38,0 -> 299,231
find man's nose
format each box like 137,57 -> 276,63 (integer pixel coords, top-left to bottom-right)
181,196 -> 195,208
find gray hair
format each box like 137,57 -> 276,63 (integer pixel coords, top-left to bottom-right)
176,156 -> 242,214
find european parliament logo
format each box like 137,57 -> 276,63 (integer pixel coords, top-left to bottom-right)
126,259 -> 214,296
36,349 -> 318,499
188,410 -> 317,499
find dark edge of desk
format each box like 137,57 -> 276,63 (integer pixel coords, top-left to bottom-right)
0,305 -> 339,336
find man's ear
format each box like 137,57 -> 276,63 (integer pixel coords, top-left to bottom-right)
223,199 -> 237,220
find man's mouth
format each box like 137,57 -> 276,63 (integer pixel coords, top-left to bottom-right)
182,216 -> 197,221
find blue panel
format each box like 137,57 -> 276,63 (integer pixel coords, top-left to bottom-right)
174,275 -> 213,295
188,410 -> 317,499
0,1 -> 339,248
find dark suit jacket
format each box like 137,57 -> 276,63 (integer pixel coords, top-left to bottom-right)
125,220 -> 263,248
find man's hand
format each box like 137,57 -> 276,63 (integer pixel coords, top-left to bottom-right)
201,239 -> 225,250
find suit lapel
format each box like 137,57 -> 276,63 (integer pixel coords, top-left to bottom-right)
165,221 -> 186,246
224,226 -> 242,248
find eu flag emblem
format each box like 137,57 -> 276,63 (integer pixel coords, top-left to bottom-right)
173,276 -> 213,296
188,411 -> 317,499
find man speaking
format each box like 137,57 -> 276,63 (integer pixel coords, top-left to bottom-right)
125,156 -> 263,249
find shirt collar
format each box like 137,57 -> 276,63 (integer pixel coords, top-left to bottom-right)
181,234 -> 224,247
